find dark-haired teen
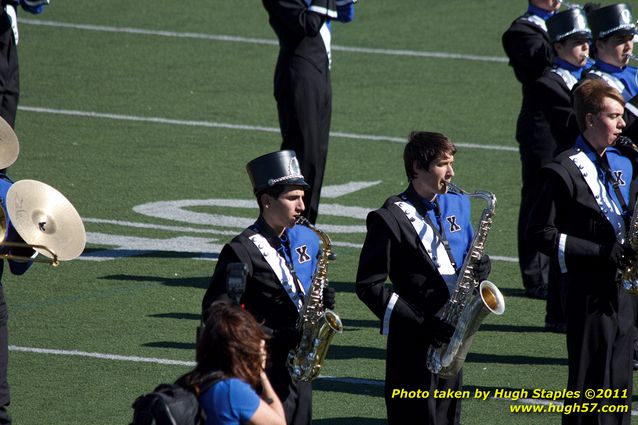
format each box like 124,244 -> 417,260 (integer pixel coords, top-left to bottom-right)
202,150 -> 332,425
356,132 -> 491,425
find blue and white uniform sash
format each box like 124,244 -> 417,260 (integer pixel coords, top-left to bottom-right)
560,139 -> 629,275
569,150 -> 625,240
394,200 -> 457,293
248,233 -> 305,311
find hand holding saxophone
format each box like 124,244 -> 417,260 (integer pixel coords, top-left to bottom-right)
601,242 -> 636,268
471,254 -> 492,282
322,286 -> 336,310
422,317 -> 454,348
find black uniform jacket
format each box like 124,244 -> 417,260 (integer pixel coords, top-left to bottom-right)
502,15 -> 555,146
532,69 -> 580,153
527,147 -> 638,293
356,194 -> 450,337
262,0 -> 334,74
202,226 -> 301,362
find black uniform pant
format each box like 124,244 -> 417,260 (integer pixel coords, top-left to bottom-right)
385,332 -> 462,425
0,284 -> 9,425
275,56 -> 331,224
518,140 -> 552,291
268,363 -> 312,425
563,282 -> 633,425
0,11 -> 19,130
519,140 -> 568,327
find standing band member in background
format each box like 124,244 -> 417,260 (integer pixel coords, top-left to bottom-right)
534,7 -> 592,152
531,6 -> 593,333
261,0 -> 355,224
356,132 -> 491,425
0,0 -> 49,129
583,1 -> 638,370
202,150 -> 334,425
583,3 -> 638,150
0,2 -> 49,421
527,79 -> 635,425
502,0 -> 561,301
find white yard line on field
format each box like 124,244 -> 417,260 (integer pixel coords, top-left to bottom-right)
18,106 -> 518,152
9,345 -> 637,415
20,18 -> 508,64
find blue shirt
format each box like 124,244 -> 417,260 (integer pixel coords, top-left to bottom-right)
553,57 -> 589,80
200,378 -> 260,425
527,4 -> 555,21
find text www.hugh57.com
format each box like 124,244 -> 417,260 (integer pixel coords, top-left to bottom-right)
510,403 -> 629,415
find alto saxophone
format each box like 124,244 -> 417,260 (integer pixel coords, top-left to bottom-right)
620,198 -> 638,295
614,136 -> 638,295
287,217 -> 343,382
426,183 -> 505,378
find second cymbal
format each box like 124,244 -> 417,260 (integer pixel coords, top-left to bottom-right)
6,179 -> 86,261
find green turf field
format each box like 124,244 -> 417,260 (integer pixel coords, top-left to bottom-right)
2,0 -> 638,423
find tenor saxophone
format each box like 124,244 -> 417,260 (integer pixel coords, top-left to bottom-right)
287,217 -> 343,382
426,183 -> 506,378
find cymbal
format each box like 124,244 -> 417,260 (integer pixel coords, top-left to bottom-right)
6,180 -> 86,261
0,116 -> 18,170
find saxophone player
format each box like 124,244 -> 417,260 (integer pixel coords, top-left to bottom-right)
527,79 -> 635,425
202,150 -> 333,425
356,132 -> 491,425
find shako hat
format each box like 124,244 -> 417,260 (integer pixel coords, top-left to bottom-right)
246,150 -> 310,195
547,8 -> 592,43
588,3 -> 637,40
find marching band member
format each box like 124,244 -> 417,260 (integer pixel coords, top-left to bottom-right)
582,1 -> 638,371
502,0 -> 561,302
356,132 -> 491,425
261,0 -> 355,224
531,6 -> 593,333
534,7 -> 592,152
0,0 -> 49,130
0,172 -> 36,425
527,79 -> 635,425
583,3 -> 638,140
202,150 -> 333,425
